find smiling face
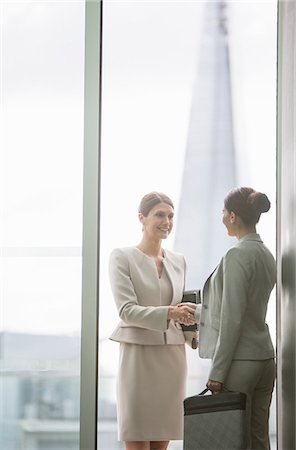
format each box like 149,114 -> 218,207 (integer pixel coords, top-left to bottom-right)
139,202 -> 174,241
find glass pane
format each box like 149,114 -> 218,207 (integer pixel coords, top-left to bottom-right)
0,2 -> 85,450
100,1 -> 277,449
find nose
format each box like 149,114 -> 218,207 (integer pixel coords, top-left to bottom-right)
165,217 -> 173,229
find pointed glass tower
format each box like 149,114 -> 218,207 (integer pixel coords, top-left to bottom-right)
174,1 -> 237,289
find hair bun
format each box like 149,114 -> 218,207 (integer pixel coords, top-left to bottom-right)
248,192 -> 271,214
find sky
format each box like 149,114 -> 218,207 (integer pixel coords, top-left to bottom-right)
100,0 -> 278,342
1,0 -> 277,364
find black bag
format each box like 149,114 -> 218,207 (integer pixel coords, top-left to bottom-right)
183,388 -> 247,450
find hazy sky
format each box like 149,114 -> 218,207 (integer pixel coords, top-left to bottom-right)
1,0 -> 277,349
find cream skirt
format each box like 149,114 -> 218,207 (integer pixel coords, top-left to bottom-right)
117,343 -> 187,442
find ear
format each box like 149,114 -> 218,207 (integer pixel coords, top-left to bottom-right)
230,212 -> 236,224
138,212 -> 145,224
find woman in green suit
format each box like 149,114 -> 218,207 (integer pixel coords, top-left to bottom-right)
196,187 -> 276,450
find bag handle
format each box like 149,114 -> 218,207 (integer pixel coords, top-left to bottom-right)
198,388 -> 210,395
198,388 -> 224,395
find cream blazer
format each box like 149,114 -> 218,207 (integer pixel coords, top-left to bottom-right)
109,246 -> 188,345
196,233 -> 276,383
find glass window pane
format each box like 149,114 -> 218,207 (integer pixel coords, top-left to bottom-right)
0,2 -> 85,450
100,1 -> 277,449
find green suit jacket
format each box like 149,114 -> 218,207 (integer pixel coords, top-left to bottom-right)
197,233 -> 276,383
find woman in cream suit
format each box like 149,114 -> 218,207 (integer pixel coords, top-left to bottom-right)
196,187 -> 276,450
109,192 -> 197,450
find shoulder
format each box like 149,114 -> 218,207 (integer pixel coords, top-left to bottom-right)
109,247 -> 136,263
164,248 -> 185,262
164,249 -> 186,270
224,246 -> 243,259
221,246 -> 255,283
110,246 -> 134,256
223,246 -> 250,267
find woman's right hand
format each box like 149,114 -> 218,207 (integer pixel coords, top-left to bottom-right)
168,303 -> 197,325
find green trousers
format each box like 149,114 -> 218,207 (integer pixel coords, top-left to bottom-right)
224,358 -> 276,450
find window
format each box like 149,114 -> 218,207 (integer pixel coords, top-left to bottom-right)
0,3 -> 85,449
100,2 -> 277,448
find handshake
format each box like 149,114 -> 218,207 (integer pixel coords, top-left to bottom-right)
167,290 -> 200,326
168,302 -> 197,326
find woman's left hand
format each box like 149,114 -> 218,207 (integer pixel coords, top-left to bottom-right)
207,379 -> 223,393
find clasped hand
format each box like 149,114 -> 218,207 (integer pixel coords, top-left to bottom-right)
168,302 -> 197,325
206,379 -> 223,393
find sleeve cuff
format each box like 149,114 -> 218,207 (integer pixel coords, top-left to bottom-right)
195,304 -> 202,323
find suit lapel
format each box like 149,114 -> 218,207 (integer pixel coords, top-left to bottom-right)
202,265 -> 219,300
162,256 -> 176,304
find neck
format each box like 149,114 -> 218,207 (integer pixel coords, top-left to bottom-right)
236,226 -> 256,240
137,238 -> 162,257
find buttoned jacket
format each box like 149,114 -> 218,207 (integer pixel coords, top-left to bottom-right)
197,233 -> 276,383
109,246 -> 188,345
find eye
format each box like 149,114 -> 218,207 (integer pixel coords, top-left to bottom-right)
168,214 -> 174,220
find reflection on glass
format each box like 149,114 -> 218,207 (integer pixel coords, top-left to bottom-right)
0,2 -> 85,450
101,1 -> 277,449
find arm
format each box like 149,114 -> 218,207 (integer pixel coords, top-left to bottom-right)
195,304 -> 202,323
109,249 -> 196,331
209,248 -> 250,383
181,257 -> 199,348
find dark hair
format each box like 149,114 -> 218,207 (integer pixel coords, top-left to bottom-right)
138,192 -> 174,217
224,187 -> 271,225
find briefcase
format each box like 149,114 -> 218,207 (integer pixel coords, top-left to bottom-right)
183,388 -> 247,450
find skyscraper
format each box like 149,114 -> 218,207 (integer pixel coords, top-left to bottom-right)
174,1 -> 237,289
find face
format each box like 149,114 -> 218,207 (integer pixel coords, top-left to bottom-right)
222,207 -> 236,236
139,202 -> 174,240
